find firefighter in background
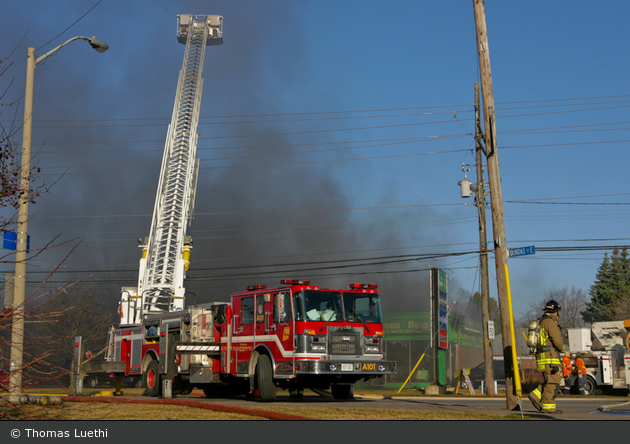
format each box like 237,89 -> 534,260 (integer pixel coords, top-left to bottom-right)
574,354 -> 587,395
562,353 -> 573,395
528,300 -> 565,414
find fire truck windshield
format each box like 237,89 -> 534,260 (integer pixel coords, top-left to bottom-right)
293,290 -> 343,322
293,290 -> 383,323
342,292 -> 383,323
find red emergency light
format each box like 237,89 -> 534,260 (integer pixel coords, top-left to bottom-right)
247,285 -> 267,291
349,283 -> 377,289
280,279 -> 310,285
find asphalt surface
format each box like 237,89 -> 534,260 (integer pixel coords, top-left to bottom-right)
13,388 -> 630,420
188,392 -> 630,420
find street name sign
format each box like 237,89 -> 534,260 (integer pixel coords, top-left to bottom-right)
509,245 -> 535,258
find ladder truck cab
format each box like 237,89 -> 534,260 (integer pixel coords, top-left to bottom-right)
566,320 -> 630,396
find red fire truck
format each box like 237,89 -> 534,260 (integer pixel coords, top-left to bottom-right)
75,280 -> 396,401
73,17 -> 395,401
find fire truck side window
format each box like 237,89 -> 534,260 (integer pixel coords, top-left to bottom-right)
241,297 -> 254,325
274,292 -> 291,323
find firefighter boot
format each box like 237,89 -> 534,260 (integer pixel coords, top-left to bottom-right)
528,391 -> 542,412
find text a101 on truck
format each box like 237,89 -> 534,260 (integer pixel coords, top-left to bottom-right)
75,280 -> 396,401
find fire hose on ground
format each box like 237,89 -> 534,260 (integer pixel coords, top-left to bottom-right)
11,394 -> 317,420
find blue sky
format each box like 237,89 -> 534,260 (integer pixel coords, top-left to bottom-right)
1,1 -> 629,322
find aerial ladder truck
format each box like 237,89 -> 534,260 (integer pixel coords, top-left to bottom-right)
120,13 -> 223,324
74,13 -> 223,395
74,14 -> 395,401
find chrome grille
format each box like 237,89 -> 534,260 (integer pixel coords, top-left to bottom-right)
329,329 -> 361,355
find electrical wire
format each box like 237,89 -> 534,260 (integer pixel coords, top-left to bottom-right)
36,0 -> 105,51
7,244 -> 627,282
12,93 -> 630,124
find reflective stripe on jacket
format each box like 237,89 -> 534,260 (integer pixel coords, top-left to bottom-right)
535,314 -> 564,372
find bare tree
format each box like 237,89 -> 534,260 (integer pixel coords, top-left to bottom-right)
30,285 -> 117,364
0,42 -> 109,420
0,42 -> 50,229
516,286 -> 590,329
1,241 -> 86,383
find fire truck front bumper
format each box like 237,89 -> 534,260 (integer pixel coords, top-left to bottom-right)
294,360 -> 396,375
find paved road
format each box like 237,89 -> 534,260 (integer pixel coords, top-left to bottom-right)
190,393 -> 630,420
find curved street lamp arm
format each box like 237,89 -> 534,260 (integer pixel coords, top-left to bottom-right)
35,36 -> 109,65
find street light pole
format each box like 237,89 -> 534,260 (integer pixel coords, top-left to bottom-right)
8,36 -> 108,403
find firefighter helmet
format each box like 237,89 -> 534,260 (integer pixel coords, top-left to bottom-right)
544,299 -> 561,312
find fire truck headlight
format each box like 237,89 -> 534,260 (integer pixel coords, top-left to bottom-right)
307,334 -> 327,353
365,345 -> 380,353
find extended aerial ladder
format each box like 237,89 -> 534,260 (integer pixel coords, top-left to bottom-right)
119,14 -> 223,325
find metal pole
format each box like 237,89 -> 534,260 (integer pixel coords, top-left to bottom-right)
7,37 -> 107,403
8,47 -> 35,403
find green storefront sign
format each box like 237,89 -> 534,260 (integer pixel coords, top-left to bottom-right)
376,312 -> 483,389
383,312 -> 482,349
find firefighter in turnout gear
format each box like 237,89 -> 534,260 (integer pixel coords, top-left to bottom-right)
528,300 -> 565,414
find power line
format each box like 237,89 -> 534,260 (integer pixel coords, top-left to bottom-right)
12,243 -> 628,286
506,192 -> 630,203
22,192 -> 630,222
38,133 -> 470,168
12,93 -> 630,123
21,103 -> 630,133
36,0 -> 105,51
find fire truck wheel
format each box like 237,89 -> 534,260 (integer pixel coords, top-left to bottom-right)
331,384 -> 354,400
143,360 -> 161,397
255,354 -> 276,402
86,376 -> 98,388
584,375 -> 601,396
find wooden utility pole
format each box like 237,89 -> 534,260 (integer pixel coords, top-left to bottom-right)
472,0 -> 518,410
474,83 -> 495,396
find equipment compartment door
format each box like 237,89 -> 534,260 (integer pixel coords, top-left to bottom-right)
121,339 -> 131,375
273,292 -> 293,359
232,296 -> 254,374
255,294 -> 267,340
